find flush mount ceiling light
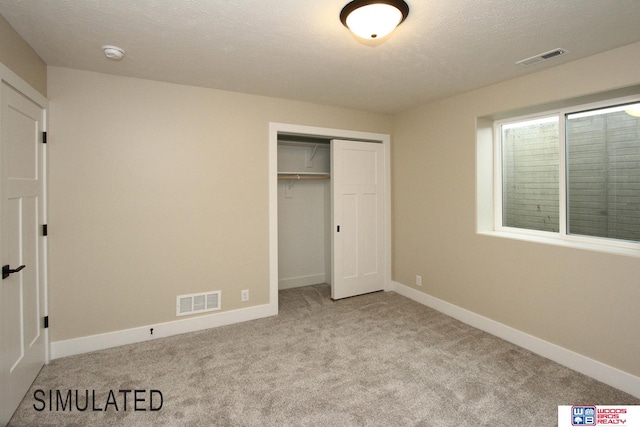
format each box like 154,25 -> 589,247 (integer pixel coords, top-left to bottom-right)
340,0 -> 409,40
102,45 -> 125,61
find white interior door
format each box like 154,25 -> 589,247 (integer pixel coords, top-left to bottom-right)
0,82 -> 46,425
331,139 -> 385,299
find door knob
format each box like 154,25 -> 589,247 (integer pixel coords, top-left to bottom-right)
2,264 -> 26,280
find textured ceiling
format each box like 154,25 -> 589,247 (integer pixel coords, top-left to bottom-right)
1,0 -> 640,114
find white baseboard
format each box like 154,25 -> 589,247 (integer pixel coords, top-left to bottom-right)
278,274 -> 326,290
390,281 -> 640,398
51,302 -> 277,360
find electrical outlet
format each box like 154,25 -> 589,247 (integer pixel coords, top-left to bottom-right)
416,275 -> 422,286
241,290 -> 249,302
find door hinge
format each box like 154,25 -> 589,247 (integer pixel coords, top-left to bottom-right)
44,316 -> 49,328
42,131 -> 47,144
43,224 -> 48,236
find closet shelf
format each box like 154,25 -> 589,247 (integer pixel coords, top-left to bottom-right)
278,173 -> 330,180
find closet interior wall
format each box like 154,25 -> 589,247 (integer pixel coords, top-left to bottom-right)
277,139 -> 331,290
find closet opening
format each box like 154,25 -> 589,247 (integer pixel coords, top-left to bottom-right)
277,135 -> 332,293
269,123 -> 392,313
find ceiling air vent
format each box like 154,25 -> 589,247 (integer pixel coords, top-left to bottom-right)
176,290 -> 221,317
516,48 -> 567,67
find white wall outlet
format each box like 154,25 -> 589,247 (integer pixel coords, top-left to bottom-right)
241,290 -> 249,302
416,275 -> 422,286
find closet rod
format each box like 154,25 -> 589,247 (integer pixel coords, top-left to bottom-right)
277,174 -> 330,180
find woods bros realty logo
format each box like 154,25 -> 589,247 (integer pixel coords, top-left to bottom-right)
558,405 -> 640,426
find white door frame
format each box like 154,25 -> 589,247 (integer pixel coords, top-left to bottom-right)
269,123 -> 391,311
0,62 -> 49,363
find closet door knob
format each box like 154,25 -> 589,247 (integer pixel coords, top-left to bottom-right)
2,264 -> 26,280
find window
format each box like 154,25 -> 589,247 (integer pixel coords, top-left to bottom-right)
501,116 -> 559,233
495,98 -> 640,249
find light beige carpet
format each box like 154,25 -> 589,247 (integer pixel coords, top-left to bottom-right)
9,284 -> 638,426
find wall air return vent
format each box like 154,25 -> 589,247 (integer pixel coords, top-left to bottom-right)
176,291 -> 221,317
516,48 -> 567,67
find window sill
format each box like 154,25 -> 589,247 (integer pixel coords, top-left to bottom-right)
477,230 -> 640,258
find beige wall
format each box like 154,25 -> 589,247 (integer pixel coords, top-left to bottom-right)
0,14 -> 46,96
392,41 -> 640,377
47,66 -> 391,341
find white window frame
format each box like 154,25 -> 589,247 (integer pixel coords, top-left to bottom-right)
492,95 -> 640,254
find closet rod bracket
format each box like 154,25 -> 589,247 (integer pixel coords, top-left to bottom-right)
288,174 -> 301,189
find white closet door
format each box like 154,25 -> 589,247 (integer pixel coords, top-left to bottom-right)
0,82 -> 47,425
331,139 -> 385,299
